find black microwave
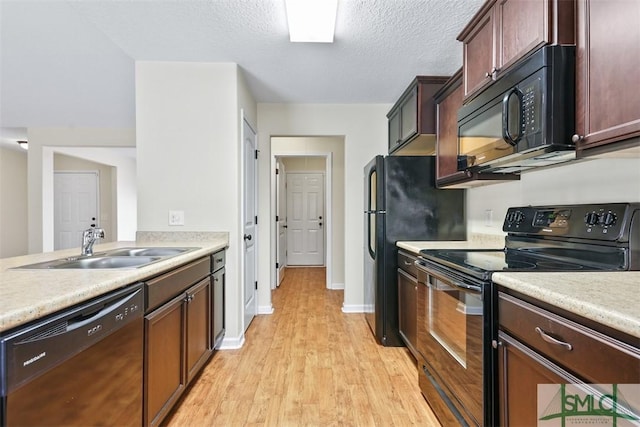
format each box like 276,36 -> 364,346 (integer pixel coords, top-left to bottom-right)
457,45 -> 576,174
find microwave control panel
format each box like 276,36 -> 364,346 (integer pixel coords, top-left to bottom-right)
520,78 -> 541,136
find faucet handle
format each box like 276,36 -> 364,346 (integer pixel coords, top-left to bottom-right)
93,228 -> 105,239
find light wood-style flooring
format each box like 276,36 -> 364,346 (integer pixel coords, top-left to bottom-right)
164,267 -> 441,426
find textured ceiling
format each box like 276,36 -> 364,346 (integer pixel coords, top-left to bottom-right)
0,0 -> 484,148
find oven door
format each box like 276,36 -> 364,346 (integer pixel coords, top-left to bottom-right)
417,261 -> 488,426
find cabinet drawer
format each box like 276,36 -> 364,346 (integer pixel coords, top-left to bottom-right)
212,250 -> 226,272
398,250 -> 417,277
146,257 -> 210,312
499,293 -> 640,384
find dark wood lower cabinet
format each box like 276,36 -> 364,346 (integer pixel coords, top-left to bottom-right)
498,291 -> 640,426
397,269 -> 418,359
144,293 -> 186,427
185,278 -> 212,383
144,267 -> 213,427
498,332 -> 576,426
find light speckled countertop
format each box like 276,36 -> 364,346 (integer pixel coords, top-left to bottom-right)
493,272 -> 640,340
0,232 -> 228,333
397,233 -> 505,255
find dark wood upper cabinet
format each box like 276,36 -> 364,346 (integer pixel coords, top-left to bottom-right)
575,0 -> 640,157
434,69 -> 519,188
388,76 -> 449,155
458,0 -> 575,102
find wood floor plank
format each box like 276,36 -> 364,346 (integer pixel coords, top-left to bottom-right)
164,267 -> 441,426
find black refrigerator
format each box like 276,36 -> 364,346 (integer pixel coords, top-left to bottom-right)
364,155 -> 466,346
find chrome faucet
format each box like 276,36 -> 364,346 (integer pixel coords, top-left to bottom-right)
81,227 -> 105,256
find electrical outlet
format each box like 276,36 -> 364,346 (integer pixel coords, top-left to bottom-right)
484,209 -> 493,227
168,210 -> 185,226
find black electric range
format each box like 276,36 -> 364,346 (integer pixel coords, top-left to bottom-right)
413,203 -> 639,427
420,203 -> 639,280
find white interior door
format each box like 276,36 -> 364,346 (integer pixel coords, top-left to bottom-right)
243,117 -> 258,331
276,161 -> 287,285
54,171 -> 99,250
286,173 -> 324,266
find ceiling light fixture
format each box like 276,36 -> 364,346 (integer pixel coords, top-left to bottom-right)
285,0 -> 338,43
17,140 -> 28,150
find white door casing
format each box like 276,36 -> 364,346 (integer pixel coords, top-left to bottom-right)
54,171 -> 99,250
242,117 -> 258,332
286,172 -> 324,266
276,161 -> 287,285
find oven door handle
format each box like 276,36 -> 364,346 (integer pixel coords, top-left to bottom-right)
427,277 -> 481,294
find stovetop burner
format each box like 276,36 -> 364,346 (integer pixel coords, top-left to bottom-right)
421,248 -> 597,281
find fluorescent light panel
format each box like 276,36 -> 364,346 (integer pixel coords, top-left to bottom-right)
285,0 -> 338,43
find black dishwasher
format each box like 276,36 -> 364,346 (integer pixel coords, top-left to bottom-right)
0,283 -> 144,426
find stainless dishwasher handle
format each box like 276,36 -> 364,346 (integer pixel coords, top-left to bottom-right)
535,327 -> 573,351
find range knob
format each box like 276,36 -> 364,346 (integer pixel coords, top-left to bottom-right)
514,211 -> 525,224
584,212 -> 600,226
602,212 -> 617,226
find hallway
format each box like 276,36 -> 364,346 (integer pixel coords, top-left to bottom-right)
165,267 -> 440,426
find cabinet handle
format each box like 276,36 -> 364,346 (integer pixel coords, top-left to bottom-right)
492,339 -> 503,349
485,71 -> 492,78
571,134 -> 583,143
535,327 -> 573,351
216,258 -> 223,263
404,260 -> 413,266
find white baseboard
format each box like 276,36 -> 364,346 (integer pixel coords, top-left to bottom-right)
217,334 -> 245,350
341,303 -> 367,313
329,282 -> 345,290
258,304 -> 274,314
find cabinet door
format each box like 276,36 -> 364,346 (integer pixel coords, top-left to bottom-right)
496,0 -> 548,72
398,269 -> 418,359
576,0 -> 640,151
462,7 -> 495,99
436,78 -> 464,181
212,268 -> 225,349
388,109 -> 401,152
145,294 -> 186,427
498,332 -> 575,426
400,88 -> 418,141
185,277 -> 212,383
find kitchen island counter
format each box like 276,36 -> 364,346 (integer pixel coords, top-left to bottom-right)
493,271 -> 640,340
0,232 -> 228,333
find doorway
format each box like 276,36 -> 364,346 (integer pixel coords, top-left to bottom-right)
272,151 -> 335,290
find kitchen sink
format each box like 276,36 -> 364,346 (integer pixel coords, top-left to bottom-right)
102,247 -> 196,257
13,256 -> 162,270
12,247 -> 199,270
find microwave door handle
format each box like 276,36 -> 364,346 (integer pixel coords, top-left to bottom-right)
502,88 -> 524,146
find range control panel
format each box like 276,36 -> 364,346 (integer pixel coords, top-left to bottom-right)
502,203 -> 638,241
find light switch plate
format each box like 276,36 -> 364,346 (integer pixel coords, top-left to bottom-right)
168,210 -> 185,226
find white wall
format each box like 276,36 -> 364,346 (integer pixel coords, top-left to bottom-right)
26,128 -> 136,253
136,61 -> 256,346
0,147 -> 28,257
467,158 -> 640,235
257,104 -> 391,312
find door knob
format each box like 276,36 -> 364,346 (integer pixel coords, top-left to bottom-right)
244,234 -> 252,241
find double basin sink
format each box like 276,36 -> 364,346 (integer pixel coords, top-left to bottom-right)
14,247 -> 199,270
